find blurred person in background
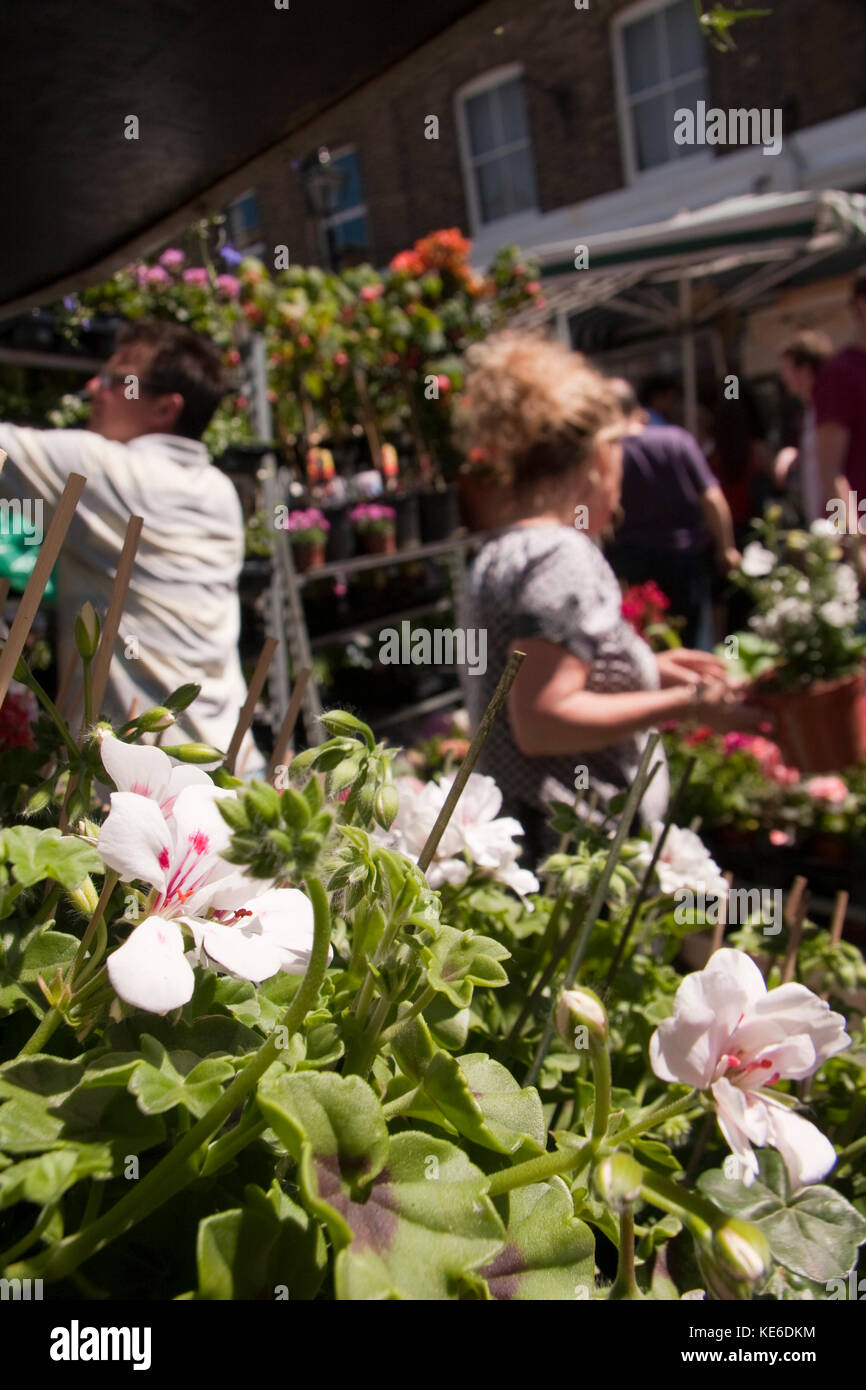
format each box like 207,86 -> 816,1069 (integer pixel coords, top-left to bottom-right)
638,372 -> 680,426
455,332 -> 762,860
816,270 -> 866,528
605,379 -> 739,650
705,384 -> 774,548
774,330 -> 833,524
0,319 -> 264,775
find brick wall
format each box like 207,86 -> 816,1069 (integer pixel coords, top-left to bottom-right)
254,0 -> 866,267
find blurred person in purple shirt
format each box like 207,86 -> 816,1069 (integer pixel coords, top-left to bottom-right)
816,271 -> 866,523
606,380 -> 740,649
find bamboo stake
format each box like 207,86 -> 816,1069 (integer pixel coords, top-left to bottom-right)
0,577 -> 9,610
711,871 -> 734,955
416,649 -> 525,873
267,665 -> 312,781
829,889 -> 849,946
781,875 -> 808,984
225,636 -> 278,773
86,515 -> 143,728
0,473 -> 86,707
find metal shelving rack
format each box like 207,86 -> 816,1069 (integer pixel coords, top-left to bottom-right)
264,522 -> 487,744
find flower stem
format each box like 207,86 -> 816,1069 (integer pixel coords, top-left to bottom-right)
18,875 -> 333,1285
590,1040 -> 611,1143
485,1138 -> 593,1198
17,1005 -> 64,1058
614,1088 -> 700,1146
608,1206 -> 642,1299
69,870 -> 119,987
378,985 -> 437,1045
16,662 -> 80,760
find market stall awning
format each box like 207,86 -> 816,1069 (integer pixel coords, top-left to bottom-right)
512,190 -> 866,332
0,0 -> 487,315
508,190 -> 866,434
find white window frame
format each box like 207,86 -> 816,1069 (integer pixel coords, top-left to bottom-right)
612,0 -> 711,184
225,188 -> 265,258
318,144 -> 370,258
455,63 -> 538,235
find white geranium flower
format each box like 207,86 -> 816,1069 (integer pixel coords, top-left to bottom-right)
99,731 -> 212,815
811,518 -> 840,537
636,823 -> 728,900
819,599 -> 856,629
377,772 -> 539,901
741,543 -> 776,578
650,949 -> 850,1188
97,768 -> 321,1015
833,565 -> 859,604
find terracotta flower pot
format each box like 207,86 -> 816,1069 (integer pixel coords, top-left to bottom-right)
360,529 -> 396,555
750,671 -> 866,774
291,541 -> 326,573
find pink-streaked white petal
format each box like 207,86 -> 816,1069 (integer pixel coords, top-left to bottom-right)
107,916 -> 195,1014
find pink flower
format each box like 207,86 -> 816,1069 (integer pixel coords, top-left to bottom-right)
723,732 -> 751,754
145,266 -> 170,286
436,374 -> 451,395
334,351 -> 349,367
0,682 -> 38,749
525,280 -> 541,294
360,284 -> 383,301
769,829 -> 794,846
215,273 -> 241,298
651,949 -> 850,1187
182,267 -> 210,287
804,776 -> 848,804
159,248 -> 185,268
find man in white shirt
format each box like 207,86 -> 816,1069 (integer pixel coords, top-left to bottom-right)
775,330 -> 833,524
0,318 -> 264,775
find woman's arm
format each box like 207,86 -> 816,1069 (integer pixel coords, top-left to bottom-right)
507,637 -> 761,756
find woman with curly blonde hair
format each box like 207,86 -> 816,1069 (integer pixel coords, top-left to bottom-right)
454,331 -> 761,856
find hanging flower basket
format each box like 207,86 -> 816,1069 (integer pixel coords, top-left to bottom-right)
750,671 -> 866,774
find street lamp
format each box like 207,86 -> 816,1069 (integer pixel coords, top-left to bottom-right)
300,146 -> 346,271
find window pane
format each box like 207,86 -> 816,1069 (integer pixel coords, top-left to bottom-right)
477,158 -> 508,223
465,90 -> 497,156
503,146 -> 537,213
498,78 -> 529,144
671,78 -> 706,156
623,13 -> 661,94
631,94 -> 670,170
664,0 -> 704,77
331,150 -> 363,214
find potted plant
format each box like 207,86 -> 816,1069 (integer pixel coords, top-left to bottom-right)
419,480 -> 459,543
726,513 -> 866,773
284,507 -> 330,573
350,502 -> 397,556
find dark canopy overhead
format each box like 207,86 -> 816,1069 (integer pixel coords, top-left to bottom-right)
0,0 -> 486,314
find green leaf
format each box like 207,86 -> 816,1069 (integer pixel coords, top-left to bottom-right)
392,1024 -> 544,1155
0,1147 -> 110,1210
18,930 -> 79,983
256,1070 -> 504,1300
0,827 -> 102,889
196,1181 -> 327,1300
128,1037 -> 235,1118
421,924 -> 510,1008
698,1150 -> 866,1282
478,1179 -> 595,1300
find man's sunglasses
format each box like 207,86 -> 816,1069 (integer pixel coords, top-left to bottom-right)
91,372 -> 166,395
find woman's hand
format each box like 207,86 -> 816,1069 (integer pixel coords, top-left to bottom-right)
689,677 -> 769,734
656,648 -> 727,688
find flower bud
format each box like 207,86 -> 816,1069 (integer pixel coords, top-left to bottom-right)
166,743 -> 224,764
135,706 -> 176,733
163,683 -> 201,714
374,783 -> 400,830
595,1153 -> 643,1211
713,1219 -> 770,1284
696,1218 -> 770,1300
74,602 -> 101,660
69,875 -> 99,917
555,986 -> 608,1045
